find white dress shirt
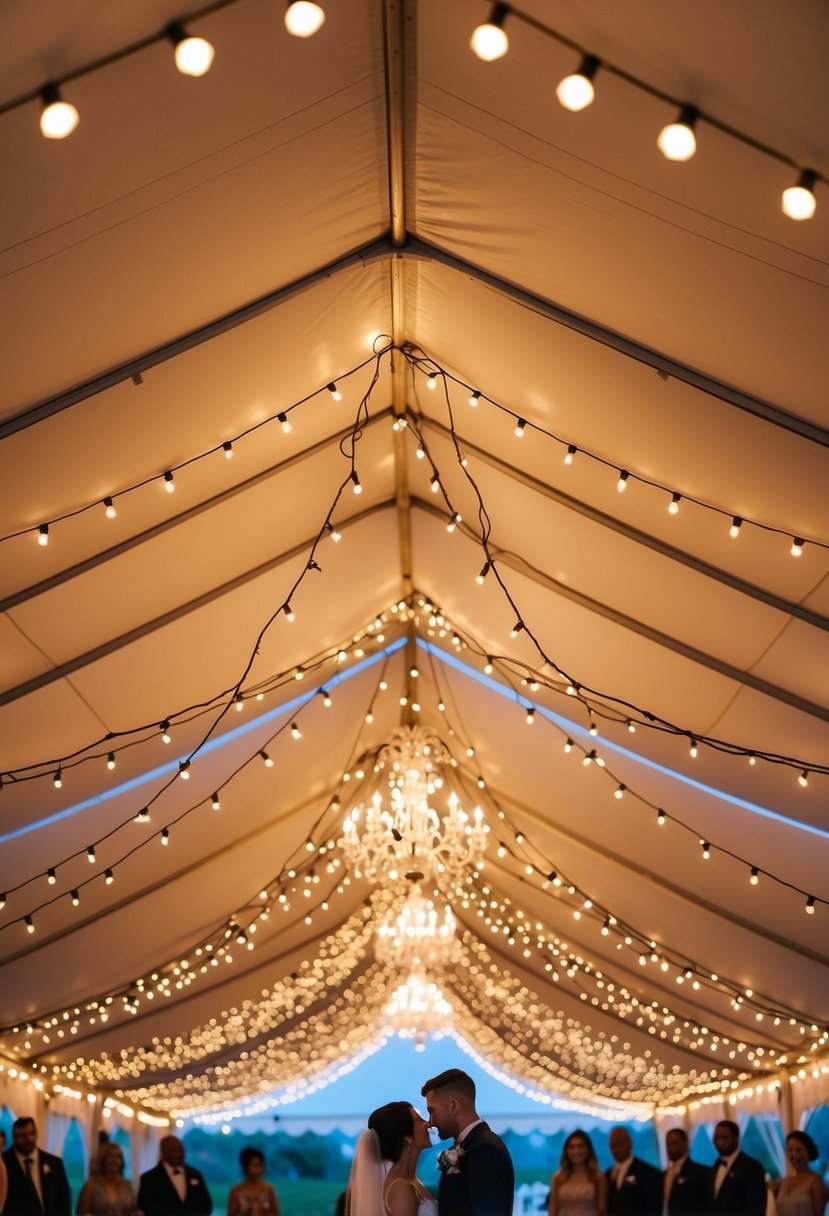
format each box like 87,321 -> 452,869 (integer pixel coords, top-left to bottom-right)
715,1151 -> 738,1197
16,1148 -> 43,1209
456,1118 -> 484,1146
163,1161 -> 187,1202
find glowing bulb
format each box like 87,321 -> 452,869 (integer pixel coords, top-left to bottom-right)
514,418 -> 526,438
104,869 -> 114,885
614,784 -> 625,800
689,737 -> 698,758
53,769 -> 62,789
71,891 -> 80,906
556,55 -> 599,112
730,516 -> 742,539
657,809 -> 666,826
278,412 -> 292,434
326,382 -> 342,401
701,841 -> 710,860
39,85 -> 79,139
163,471 -> 175,493
87,846 -> 96,863
178,761 -> 190,780
211,793 -> 221,810
470,4 -> 509,61
223,442 -> 233,459
790,537 -> 804,557
476,561 -> 491,584
25,915 -> 34,933
168,24 -> 215,76
805,895 -> 815,914
47,868 -> 57,885
668,492 -> 681,515
798,770 -> 808,787
469,391 -> 481,406
446,512 -> 461,531
290,722 -> 302,740
107,752 -> 116,771
510,620 -> 524,637
161,828 -> 170,845
38,524 -> 49,546
351,470 -> 362,494
261,751 -> 274,768
283,603 -> 295,622
617,470 -> 629,492
103,497 -> 117,519
285,1 -> 326,37
749,867 -> 759,886
160,722 -> 172,744
782,171 -> 817,221
526,707 -> 535,725
426,372 -> 438,390
657,106 -> 698,161
564,444 -> 577,465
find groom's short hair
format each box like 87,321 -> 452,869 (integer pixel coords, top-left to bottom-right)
421,1068 -> 476,1101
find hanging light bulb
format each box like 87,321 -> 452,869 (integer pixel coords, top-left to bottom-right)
211,793 -> 221,810
327,381 -> 342,401
470,3 -> 509,61
668,492 -> 681,515
278,412 -> 292,434
564,444 -> 577,465
290,722 -> 302,740
805,895 -> 815,914
782,170 -> 817,221
285,1 -> 326,37
556,54 -> 599,112
658,105 -> 698,161
71,890 -> 80,906
38,524 -> 49,547
514,418 -> 526,437
469,390 -> 481,406
350,470 -> 362,494
47,868 -> 57,885
749,866 -> 759,886
39,84 -> 79,139
617,469 -> 629,492
107,752 -> 116,771
790,537 -> 804,557
103,496 -> 117,519
53,768 -> 63,789
163,471 -> 175,493
167,23 -> 215,76
729,516 -> 742,539
222,441 -> 233,459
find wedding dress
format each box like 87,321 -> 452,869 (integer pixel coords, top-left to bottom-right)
346,1130 -> 438,1216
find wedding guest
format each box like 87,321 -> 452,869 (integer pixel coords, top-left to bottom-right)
88,1133 -> 111,1180
710,1122 -> 765,1216
2,1116 -> 72,1216
77,1142 -> 137,1216
663,1129 -> 709,1216
137,1135 -> 212,1216
775,1131 -> 827,1216
1,1149 -> 7,1215
548,1129 -> 606,1216
606,1127 -> 661,1216
226,1148 -> 281,1216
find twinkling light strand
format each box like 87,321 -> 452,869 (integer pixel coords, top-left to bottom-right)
402,377 -> 829,780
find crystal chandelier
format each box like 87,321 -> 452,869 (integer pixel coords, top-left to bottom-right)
340,725 -> 488,887
375,885 -> 457,969
385,973 -> 453,1045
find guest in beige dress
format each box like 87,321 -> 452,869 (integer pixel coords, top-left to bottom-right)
775,1132 -> 827,1216
549,1130 -> 607,1216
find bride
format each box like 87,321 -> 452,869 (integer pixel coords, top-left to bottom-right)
346,1100 -> 437,1216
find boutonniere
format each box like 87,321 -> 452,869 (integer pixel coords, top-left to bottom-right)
625,1176 -> 637,1185
189,1178 -> 199,1185
43,1164 -> 52,1176
437,1145 -> 465,1175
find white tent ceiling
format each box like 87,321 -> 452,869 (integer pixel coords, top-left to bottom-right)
0,0 -> 827,1122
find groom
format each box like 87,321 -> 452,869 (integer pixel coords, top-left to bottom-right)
421,1068 -> 514,1216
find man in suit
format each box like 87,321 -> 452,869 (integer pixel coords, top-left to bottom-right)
664,1128 -> 709,1216
710,1121 -> 766,1216
137,1135 -> 212,1216
421,1067 -> 514,1216
2,1116 -> 72,1216
606,1126 -> 662,1216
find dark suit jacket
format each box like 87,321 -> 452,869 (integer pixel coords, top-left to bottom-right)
137,1162 -> 213,1216
437,1122 -> 514,1216
666,1159 -> 710,1216
606,1157 -> 662,1216
2,1148 -> 72,1216
710,1152 -> 766,1216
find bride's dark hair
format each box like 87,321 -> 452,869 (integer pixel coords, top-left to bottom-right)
368,1101 -> 414,1163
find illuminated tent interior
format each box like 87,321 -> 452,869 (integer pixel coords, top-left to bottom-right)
1,0 -> 827,1159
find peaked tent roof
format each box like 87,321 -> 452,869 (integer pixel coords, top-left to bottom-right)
0,0 -> 827,1123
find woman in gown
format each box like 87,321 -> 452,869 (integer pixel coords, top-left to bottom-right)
346,1100 -> 436,1216
76,1142 -> 137,1216
775,1131 -> 827,1216
548,1129 -> 606,1216
227,1147 -> 281,1216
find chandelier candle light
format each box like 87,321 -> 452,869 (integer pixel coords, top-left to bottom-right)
340,726 -> 489,887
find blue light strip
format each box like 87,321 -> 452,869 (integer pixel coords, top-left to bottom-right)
1,638 -> 406,844
417,639 -> 829,841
